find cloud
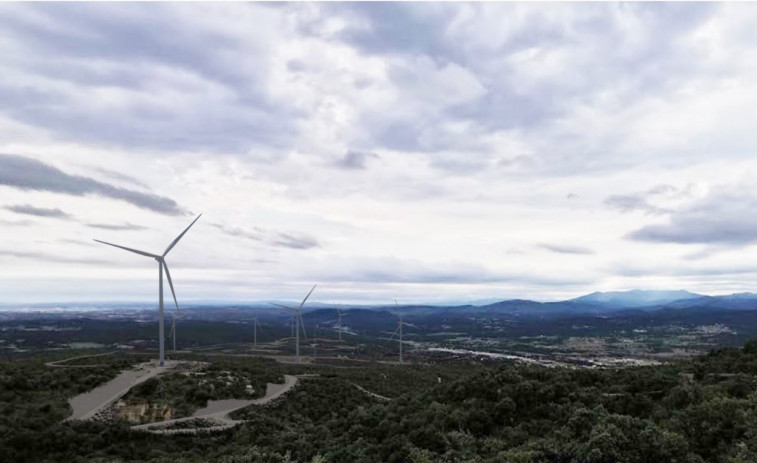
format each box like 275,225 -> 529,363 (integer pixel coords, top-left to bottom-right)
58,239 -> 96,247
0,249 -> 107,265
0,154 -> 185,215
0,218 -> 33,227
85,222 -> 147,231
538,243 -> 594,255
211,223 -> 264,241
212,222 -> 319,250
87,166 -> 149,189
604,184 -> 690,215
338,150 -> 379,170
627,186 -> 757,246
604,194 -> 669,215
271,232 -> 319,250
309,256 -> 592,287
0,3 -> 298,153
4,204 -> 71,219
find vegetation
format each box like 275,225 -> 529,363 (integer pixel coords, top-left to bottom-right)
119,357 -> 283,421
4,344 -> 757,462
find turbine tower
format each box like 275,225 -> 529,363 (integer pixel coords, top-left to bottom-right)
95,214 -> 201,366
168,310 -> 182,352
252,311 -> 263,348
389,299 -> 410,363
270,284 -> 315,364
313,323 -> 317,360
335,305 -> 348,342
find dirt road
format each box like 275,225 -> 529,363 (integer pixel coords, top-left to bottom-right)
65,361 -> 181,421
131,374 -> 299,434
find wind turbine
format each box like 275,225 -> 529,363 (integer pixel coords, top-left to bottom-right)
286,315 -> 295,338
95,214 -> 201,366
168,310 -> 182,352
313,323 -> 317,361
335,305 -> 349,342
389,299 -> 410,364
270,284 -> 315,364
252,311 -> 263,348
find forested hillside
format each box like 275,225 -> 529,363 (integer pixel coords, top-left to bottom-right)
3,345 -> 757,462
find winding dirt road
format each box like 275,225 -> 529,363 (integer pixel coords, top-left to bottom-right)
131,374 -> 299,434
65,361 -> 179,421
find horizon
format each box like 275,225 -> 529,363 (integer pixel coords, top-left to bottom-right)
1,287 -> 754,309
3,3 -> 757,303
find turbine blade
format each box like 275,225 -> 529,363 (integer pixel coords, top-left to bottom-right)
163,261 -> 180,313
93,240 -> 158,258
389,326 -> 400,340
169,319 -> 175,339
299,284 -> 317,310
163,214 -> 202,257
257,320 -> 263,331
270,302 -> 297,311
299,313 -> 308,341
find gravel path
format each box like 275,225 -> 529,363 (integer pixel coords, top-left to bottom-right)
350,382 -> 392,401
64,361 -> 181,421
46,351 -> 119,368
132,374 -> 299,434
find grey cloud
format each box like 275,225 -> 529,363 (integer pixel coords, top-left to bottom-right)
272,232 -> 319,250
0,3 -> 298,153
4,204 -> 71,219
318,3 -> 718,164
211,223 -> 264,241
627,187 -> 757,246
538,243 -> 594,255
88,166 -> 149,189
0,249 -> 107,265
604,194 -> 669,215
85,222 -> 147,231
648,184 -> 678,196
338,150 -> 379,170
0,218 -> 33,226
0,154 -> 184,215
58,238 -> 97,247
615,262 -> 757,278
314,258 -> 591,286
604,184 -> 684,215
212,222 -> 318,250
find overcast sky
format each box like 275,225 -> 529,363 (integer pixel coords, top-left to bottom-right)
3,2 -> 757,305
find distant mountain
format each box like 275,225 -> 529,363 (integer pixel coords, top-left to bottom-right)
570,289 -> 702,308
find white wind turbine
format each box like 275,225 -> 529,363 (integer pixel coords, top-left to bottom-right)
335,305 -> 349,342
287,316 -> 295,338
312,323 -> 318,360
168,310 -> 182,352
389,299 -> 411,363
270,284 -> 316,364
95,214 -> 201,366
252,311 -> 263,348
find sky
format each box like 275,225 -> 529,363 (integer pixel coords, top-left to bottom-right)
2,2 -> 757,305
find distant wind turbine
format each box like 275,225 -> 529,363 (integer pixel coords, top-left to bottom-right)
335,304 -> 348,342
389,299 -> 411,364
287,316 -> 295,338
168,310 -> 182,352
270,284 -> 315,364
252,311 -> 263,347
95,214 -> 201,366
313,323 -> 318,360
